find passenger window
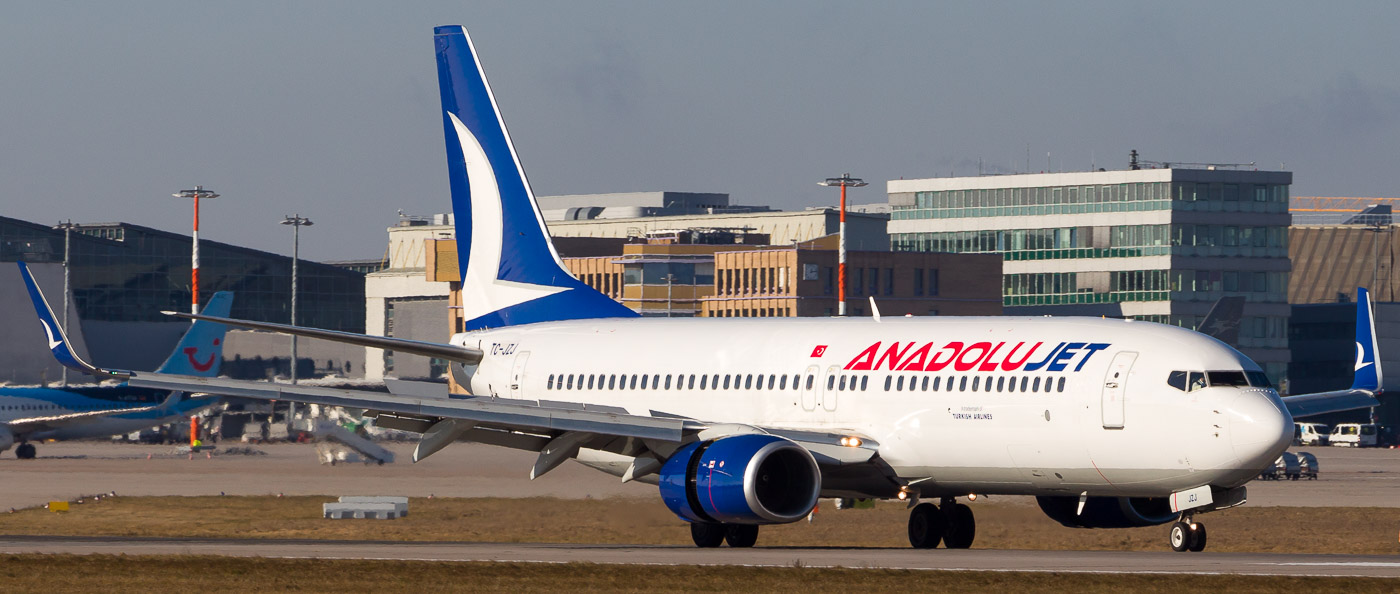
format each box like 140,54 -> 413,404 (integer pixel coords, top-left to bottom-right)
780,375 -> 787,390
724,375 -> 732,389
629,374 -> 637,389
932,377 -> 941,391
997,377 -> 1005,392
653,374 -> 661,388
700,375 -> 708,390
971,377 -> 979,391
688,374 -> 696,389
608,375 -> 617,390
1057,377 -> 1066,392
547,374 -> 554,390
767,375 -> 775,390
641,375 -> 650,389
884,376 -> 893,390
896,376 -> 905,391
839,376 -> 848,391
745,374 -> 754,389
1032,377 -> 1040,392
986,376 -> 994,391
860,376 -> 868,391
826,375 -> 835,390
1019,377 -> 1028,392
566,375 -> 574,389
959,376 -> 968,391
805,375 -> 814,390
587,375 -> 595,389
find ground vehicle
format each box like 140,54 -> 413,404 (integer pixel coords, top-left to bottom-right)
1294,423 -> 1330,446
1329,423 -> 1378,447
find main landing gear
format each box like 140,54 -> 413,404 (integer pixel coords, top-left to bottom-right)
690,522 -> 760,548
14,442 -> 36,459
1169,515 -> 1208,552
908,498 -> 976,549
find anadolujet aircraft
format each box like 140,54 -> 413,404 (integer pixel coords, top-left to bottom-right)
25,26 -> 1384,552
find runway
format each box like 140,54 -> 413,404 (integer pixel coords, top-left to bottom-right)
3,536 -> 1399,578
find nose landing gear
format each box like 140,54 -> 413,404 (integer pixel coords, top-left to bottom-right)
1169,515 -> 1208,552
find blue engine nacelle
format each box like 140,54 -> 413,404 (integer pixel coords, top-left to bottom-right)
1036,495 -> 1178,528
658,434 -> 821,525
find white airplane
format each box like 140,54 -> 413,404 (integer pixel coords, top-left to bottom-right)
6,266 -> 232,459
26,25 -> 1383,552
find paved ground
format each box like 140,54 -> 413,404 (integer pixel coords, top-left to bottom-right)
2,536 -> 1399,578
3,441 -> 1398,511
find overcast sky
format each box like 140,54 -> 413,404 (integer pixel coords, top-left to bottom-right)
3,2 -> 1399,260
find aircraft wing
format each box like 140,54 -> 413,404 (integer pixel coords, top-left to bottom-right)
1281,287 -> 1385,419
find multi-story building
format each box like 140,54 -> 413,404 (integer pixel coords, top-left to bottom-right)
887,167 -> 1293,384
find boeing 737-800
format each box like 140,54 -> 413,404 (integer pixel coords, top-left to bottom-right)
25,26 -> 1383,552
5,268 -> 231,459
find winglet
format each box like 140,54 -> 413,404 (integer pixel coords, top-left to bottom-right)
1350,287 -> 1383,392
16,261 -> 131,379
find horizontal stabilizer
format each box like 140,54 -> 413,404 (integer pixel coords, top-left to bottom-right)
163,311 -> 483,365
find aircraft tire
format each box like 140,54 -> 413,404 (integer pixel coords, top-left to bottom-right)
1169,521 -> 1191,552
690,522 -> 726,548
907,502 -> 945,549
724,524 -> 759,548
15,443 -> 36,460
944,503 -> 976,549
1187,523 -> 1208,552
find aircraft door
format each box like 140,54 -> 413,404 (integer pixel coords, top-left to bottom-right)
509,351 -> 531,399
801,365 -> 819,411
822,365 -> 840,412
1101,351 -> 1137,429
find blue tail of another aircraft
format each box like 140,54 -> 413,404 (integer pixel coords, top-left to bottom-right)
155,292 -> 233,376
1351,287 -> 1383,392
433,25 -> 637,331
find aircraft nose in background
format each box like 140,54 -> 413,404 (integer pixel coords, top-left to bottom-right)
1228,390 -> 1294,467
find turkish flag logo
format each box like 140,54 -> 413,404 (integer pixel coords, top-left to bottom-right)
811,345 -> 827,357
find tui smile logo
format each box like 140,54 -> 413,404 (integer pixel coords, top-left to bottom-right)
184,338 -> 220,372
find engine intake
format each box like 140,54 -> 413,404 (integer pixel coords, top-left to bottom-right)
1036,495 -> 1178,528
658,434 -> 821,524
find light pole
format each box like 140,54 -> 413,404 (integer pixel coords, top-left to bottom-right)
819,174 -> 867,316
281,215 -> 313,384
172,186 -> 219,314
54,220 -> 78,387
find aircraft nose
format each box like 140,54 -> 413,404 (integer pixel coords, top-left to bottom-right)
1227,390 -> 1294,467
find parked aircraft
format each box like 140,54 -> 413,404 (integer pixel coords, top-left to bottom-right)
6,265 -> 231,459
23,26 -> 1383,552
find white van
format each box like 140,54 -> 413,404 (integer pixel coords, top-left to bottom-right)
1329,423 -> 1378,447
1294,423 -> 1330,446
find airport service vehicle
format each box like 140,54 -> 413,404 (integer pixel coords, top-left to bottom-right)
23,26 -> 1386,553
1295,423 -> 1330,446
4,274 -> 231,459
1329,423 -> 1378,447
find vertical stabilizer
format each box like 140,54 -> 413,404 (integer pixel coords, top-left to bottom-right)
155,291 -> 233,376
1351,287 -> 1383,392
433,26 -> 637,331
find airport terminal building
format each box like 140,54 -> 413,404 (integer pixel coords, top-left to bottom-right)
887,167 -> 1293,384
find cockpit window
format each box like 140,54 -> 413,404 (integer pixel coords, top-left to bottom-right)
1206,371 -> 1249,387
1167,371 -> 1208,392
1245,371 -> 1272,388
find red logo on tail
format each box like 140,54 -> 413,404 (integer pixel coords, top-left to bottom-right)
184,347 -> 216,372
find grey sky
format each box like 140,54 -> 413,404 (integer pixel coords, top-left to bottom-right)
3,2 -> 1399,261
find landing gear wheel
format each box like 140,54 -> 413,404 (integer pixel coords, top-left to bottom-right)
1187,523 -> 1208,552
690,522 -> 725,548
1169,521 -> 1191,552
15,443 -> 36,459
907,502 -> 946,549
943,503 -> 976,549
724,524 -> 759,548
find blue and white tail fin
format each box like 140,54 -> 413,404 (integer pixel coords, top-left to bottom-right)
434,25 -> 637,331
1351,287 -> 1383,392
155,291 -> 233,376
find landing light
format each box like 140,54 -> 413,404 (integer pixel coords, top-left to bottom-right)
839,436 -> 863,447
897,491 -> 909,501
967,493 -> 978,501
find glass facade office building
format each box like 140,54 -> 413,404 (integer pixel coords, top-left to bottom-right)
1,217 -> 365,332
888,168 -> 1292,385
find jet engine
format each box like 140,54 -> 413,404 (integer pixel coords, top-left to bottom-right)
658,434 -> 821,525
0,426 -> 13,453
1036,495 -> 1178,528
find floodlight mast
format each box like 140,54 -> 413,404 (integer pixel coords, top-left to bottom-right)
280,215 -> 314,384
172,186 -> 220,314
819,174 -> 868,316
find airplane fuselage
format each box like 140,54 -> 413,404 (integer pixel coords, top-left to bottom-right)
0,385 -> 216,443
456,316 -> 1293,499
